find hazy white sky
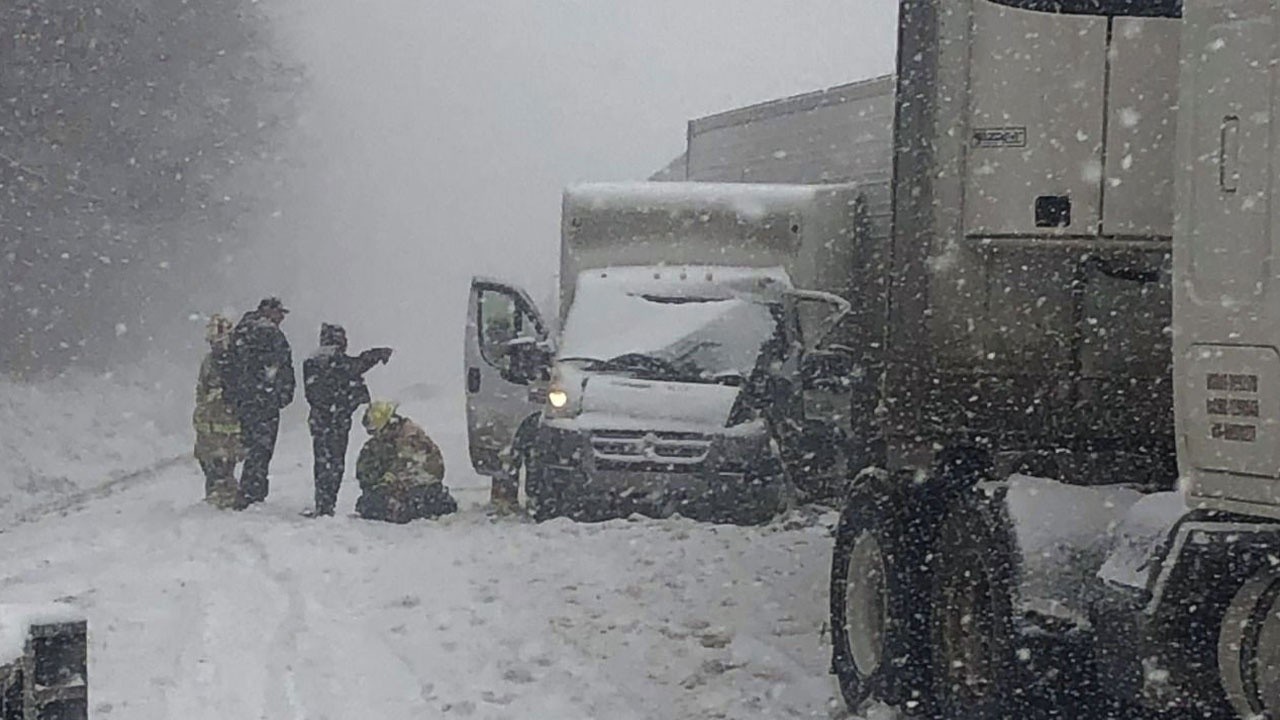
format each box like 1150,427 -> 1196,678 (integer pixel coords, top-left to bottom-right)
271,0 -> 898,389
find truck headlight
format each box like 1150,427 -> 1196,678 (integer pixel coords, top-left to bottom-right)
547,389 -> 569,409
544,364 -> 585,418
545,385 -> 580,418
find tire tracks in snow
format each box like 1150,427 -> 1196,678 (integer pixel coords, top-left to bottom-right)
0,454 -> 188,532
0,469 -> 206,595
235,528 -> 310,720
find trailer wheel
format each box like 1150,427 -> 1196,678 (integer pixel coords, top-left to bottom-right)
1219,567 -> 1280,718
929,486 -> 1020,719
830,479 -> 932,712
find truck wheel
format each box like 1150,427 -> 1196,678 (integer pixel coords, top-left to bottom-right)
523,448 -> 562,522
1219,567 -> 1280,718
929,486 -> 1019,720
830,480 -> 932,712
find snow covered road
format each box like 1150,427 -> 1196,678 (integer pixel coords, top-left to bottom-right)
0,406 -> 844,719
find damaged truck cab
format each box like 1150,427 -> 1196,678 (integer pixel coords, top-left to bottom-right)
464,182 -> 881,523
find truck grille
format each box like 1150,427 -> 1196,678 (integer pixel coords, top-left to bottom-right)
590,430 -> 712,472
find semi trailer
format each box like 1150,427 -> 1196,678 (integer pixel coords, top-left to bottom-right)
681,74 -> 895,187
825,0 -> 1280,717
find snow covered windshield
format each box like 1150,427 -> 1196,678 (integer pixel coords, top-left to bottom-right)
557,285 -> 779,383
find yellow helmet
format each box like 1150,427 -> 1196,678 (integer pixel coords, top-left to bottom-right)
205,314 -> 233,347
363,400 -> 399,433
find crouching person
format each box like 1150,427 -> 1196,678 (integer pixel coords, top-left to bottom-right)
355,401 -> 457,523
194,314 -> 242,508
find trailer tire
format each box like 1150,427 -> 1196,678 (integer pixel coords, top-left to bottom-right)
830,478 -> 933,712
928,485 -> 1020,720
1219,566 -> 1280,719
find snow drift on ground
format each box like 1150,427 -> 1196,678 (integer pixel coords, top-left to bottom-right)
0,363 -> 190,527
0,411 -> 849,720
0,364 -> 861,719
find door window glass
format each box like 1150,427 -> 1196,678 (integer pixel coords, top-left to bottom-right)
477,289 -> 540,373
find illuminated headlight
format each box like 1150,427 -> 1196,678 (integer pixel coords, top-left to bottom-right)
544,364 -> 585,418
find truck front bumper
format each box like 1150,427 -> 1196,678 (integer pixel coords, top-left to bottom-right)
533,421 -> 787,524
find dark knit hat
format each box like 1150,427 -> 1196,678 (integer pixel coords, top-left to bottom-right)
319,323 -> 346,347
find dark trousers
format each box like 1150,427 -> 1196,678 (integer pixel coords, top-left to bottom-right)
357,484 -> 458,524
310,419 -> 351,516
199,458 -> 236,497
239,411 -> 280,504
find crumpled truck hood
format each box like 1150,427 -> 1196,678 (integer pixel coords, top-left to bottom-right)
577,374 -> 741,430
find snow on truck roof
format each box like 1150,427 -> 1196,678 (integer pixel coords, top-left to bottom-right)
564,182 -> 850,218
575,265 -> 792,297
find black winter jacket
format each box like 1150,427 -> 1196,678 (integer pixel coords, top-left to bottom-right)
303,348 -> 386,429
229,311 -> 296,415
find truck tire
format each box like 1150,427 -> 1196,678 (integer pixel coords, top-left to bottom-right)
1219,566 -> 1280,719
523,447 -> 562,522
829,478 -> 934,712
928,485 -> 1020,720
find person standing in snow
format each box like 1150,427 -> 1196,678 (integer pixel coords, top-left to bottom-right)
303,323 -> 393,517
193,314 -> 242,508
228,296 -> 296,508
355,400 -> 457,523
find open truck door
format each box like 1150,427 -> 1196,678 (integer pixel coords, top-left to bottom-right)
464,277 -> 552,478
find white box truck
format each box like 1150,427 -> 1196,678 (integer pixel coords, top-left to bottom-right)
463,181 -> 887,523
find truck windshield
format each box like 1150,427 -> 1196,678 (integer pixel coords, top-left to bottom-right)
557,287 -> 781,382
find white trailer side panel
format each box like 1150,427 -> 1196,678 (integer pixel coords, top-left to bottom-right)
1175,0 -> 1280,516
964,3 -> 1108,236
1103,17 -> 1180,237
684,77 -> 894,186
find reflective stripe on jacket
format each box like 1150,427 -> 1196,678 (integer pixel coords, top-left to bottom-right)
194,352 -> 242,462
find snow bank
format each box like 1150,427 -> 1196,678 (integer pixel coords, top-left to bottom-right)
0,450 -> 846,720
0,362 -> 189,527
0,603 -> 85,666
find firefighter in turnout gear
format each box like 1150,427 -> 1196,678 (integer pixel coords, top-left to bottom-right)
355,401 -> 457,523
194,314 -> 242,508
303,323 -> 392,516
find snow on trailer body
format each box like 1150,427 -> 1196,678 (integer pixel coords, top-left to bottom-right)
464,181 -> 887,522
681,75 -> 895,187
0,603 -> 87,719
824,0 -> 1280,717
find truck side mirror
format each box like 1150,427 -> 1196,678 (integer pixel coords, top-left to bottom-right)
504,338 -> 552,385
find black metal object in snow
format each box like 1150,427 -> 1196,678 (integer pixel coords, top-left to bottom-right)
0,619 -> 87,720
985,0 -> 1181,18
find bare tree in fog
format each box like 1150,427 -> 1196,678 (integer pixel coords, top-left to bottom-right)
0,0 -> 300,376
